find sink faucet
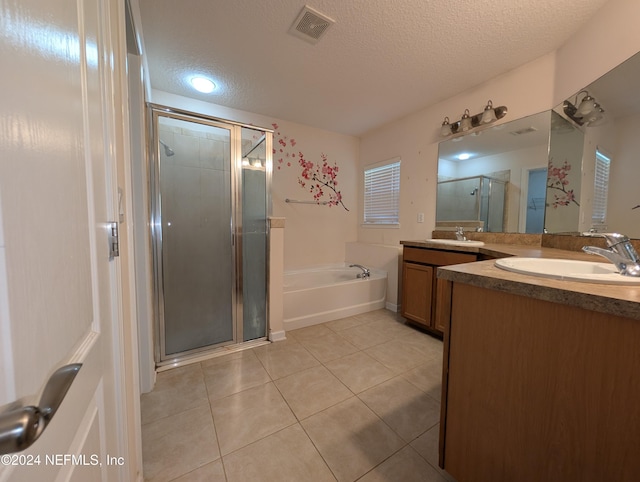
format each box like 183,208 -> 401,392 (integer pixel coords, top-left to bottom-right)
582,233 -> 640,277
455,226 -> 467,241
349,264 -> 371,278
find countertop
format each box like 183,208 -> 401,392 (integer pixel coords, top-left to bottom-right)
400,240 -> 640,321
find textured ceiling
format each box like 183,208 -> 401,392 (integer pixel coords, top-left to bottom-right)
137,0 -> 610,136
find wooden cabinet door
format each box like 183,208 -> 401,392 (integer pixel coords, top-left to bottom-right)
401,262 -> 434,327
434,278 -> 453,333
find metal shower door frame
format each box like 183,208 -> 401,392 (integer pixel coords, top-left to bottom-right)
147,103 -> 272,365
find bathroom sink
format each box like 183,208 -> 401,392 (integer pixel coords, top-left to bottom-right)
495,257 -> 640,285
425,239 -> 485,247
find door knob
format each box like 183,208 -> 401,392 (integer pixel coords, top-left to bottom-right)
0,363 -> 81,454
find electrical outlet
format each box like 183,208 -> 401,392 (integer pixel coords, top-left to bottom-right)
417,213 -> 425,223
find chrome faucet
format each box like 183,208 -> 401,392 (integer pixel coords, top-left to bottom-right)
349,264 -> 371,278
455,226 -> 467,241
582,233 -> 640,277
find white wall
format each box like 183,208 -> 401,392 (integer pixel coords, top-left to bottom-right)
150,90 -> 359,271
358,0 -> 640,246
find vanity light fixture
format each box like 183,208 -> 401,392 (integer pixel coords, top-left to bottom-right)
460,109 -> 472,131
439,100 -> 508,137
481,100 -> 498,124
563,90 -> 605,127
440,117 -> 452,137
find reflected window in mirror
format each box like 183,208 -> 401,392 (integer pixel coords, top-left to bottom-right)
591,148 -> 611,231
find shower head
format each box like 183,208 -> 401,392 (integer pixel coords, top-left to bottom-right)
159,140 -> 175,157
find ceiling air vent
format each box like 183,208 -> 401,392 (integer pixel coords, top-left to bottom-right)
509,126 -> 538,136
288,5 -> 335,44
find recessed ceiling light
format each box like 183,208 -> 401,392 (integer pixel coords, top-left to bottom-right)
191,77 -> 215,93
458,153 -> 471,160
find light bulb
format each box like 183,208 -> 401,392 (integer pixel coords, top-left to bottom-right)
440,117 -> 452,136
481,101 -> 497,124
575,93 -> 595,117
191,77 -> 216,93
460,109 -> 472,131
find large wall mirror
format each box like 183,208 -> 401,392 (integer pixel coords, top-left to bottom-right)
437,50 -> 640,238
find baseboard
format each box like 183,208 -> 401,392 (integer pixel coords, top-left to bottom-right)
385,301 -> 399,312
268,330 -> 287,342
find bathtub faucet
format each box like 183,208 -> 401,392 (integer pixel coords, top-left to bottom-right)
349,264 -> 371,278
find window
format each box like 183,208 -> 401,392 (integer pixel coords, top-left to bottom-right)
592,148 -> 611,228
363,158 -> 401,226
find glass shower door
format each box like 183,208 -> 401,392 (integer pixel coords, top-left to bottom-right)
240,127 -> 269,341
155,113 -> 235,358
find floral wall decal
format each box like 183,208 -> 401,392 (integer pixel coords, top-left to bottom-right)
547,157 -> 580,208
272,123 -> 349,211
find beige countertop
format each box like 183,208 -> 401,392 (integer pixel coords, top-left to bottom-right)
400,240 -> 640,321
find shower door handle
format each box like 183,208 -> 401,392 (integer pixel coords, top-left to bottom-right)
0,364 -> 81,454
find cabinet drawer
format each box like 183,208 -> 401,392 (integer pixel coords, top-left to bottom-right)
403,247 -> 477,266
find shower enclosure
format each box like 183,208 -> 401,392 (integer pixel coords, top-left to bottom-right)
436,175 -> 507,232
148,104 -> 272,365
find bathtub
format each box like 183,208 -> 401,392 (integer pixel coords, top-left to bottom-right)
283,265 -> 387,330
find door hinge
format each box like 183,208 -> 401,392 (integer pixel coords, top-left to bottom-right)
108,221 -> 119,259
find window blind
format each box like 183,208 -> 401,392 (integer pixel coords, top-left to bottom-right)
592,149 -> 610,225
363,160 -> 401,225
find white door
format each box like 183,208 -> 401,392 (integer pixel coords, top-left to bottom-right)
0,0 -> 137,480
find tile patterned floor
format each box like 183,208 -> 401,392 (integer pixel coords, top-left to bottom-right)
141,309 -> 457,482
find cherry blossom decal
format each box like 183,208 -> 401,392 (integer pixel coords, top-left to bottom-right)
547,157 -> 579,208
272,123 -> 349,211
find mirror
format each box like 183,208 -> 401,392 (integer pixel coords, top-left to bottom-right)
437,50 -> 640,237
437,110 -> 553,233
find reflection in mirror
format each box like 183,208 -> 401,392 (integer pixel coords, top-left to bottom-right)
544,111 -> 583,233
556,50 -> 640,238
437,111 -> 551,233
436,49 -> 640,238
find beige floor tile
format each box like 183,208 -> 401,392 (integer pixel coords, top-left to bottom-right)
402,358 -> 444,402
358,446 -> 449,482
210,382 -> 297,455
411,424 -> 457,481
358,376 -> 441,442
296,331 -> 359,363
365,338 -> 435,374
142,405 -> 219,482
353,308 -> 397,322
171,460 -> 226,482
288,323 -> 335,342
253,340 -> 320,379
325,351 -> 395,393
202,350 -> 271,401
152,363 -> 204,391
141,365 -> 209,425
397,330 -> 445,358
274,365 -> 353,420
199,348 -> 255,367
325,315 -> 367,332
301,397 -> 404,482
224,424 -> 336,482
338,322 -> 396,349
365,317 -> 416,340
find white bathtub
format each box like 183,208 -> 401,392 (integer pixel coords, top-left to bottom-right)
283,265 -> 387,330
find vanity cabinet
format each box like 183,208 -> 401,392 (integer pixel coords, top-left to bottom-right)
439,281 -> 640,481
401,246 -> 477,335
